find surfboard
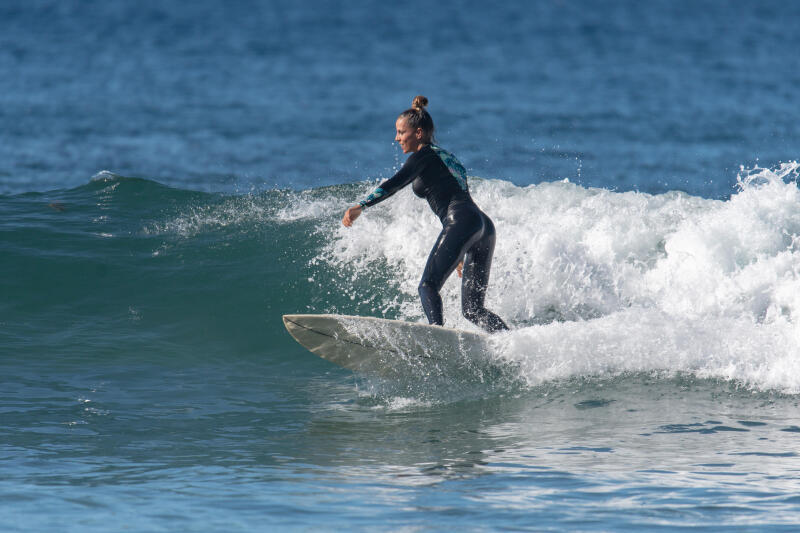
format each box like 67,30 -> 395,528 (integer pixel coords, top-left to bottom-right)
282,314 -> 500,379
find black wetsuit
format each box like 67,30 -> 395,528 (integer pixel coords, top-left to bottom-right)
360,144 -> 509,333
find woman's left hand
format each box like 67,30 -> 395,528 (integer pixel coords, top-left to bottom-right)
342,205 -> 363,227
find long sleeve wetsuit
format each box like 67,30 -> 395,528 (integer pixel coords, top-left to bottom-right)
360,144 -> 509,333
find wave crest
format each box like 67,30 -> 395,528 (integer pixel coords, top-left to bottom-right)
320,165 -> 800,391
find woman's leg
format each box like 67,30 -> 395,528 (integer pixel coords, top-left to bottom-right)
419,227 -> 470,325
461,215 -> 509,332
419,210 -> 482,325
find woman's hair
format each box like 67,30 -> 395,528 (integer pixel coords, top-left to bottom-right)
398,95 -> 435,143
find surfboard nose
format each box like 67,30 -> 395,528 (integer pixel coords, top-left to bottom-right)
282,314 -> 302,334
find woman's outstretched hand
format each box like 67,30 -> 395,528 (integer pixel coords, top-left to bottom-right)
342,205 -> 363,227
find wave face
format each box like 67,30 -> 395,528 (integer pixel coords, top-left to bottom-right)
4,164 -> 800,393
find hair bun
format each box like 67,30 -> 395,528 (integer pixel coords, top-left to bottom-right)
412,95 -> 428,110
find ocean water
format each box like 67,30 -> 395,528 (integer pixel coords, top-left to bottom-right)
3,0 -> 800,531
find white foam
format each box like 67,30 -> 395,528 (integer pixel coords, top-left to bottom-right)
374,396 -> 433,411
323,163 -> 800,392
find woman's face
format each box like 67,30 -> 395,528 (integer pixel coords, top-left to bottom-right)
395,117 -> 424,153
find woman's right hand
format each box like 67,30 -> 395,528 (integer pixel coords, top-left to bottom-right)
342,205 -> 362,227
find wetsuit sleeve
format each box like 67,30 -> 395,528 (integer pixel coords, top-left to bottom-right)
359,152 -> 421,208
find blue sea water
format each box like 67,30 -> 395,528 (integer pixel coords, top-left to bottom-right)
3,0 -> 800,531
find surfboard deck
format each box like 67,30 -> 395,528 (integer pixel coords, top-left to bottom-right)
282,314 -> 497,379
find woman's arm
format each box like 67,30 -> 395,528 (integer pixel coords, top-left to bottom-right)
342,205 -> 362,227
343,151 -> 425,226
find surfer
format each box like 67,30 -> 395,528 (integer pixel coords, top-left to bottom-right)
342,96 -> 509,333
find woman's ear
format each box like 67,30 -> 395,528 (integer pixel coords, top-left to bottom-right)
415,128 -> 424,140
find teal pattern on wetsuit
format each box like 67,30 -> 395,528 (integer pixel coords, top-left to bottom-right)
429,144 -> 468,192
359,187 -> 386,207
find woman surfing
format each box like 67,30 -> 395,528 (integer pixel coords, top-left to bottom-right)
342,96 -> 509,333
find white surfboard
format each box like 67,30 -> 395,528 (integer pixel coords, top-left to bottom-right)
282,314 -> 502,380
